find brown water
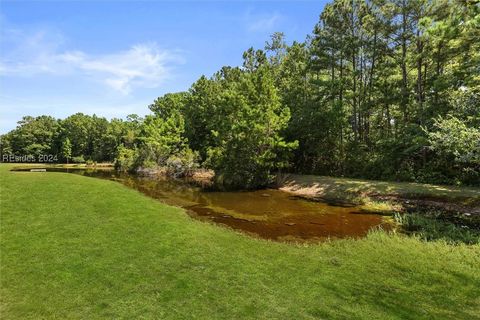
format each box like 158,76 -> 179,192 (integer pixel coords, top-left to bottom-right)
13,167 -> 392,242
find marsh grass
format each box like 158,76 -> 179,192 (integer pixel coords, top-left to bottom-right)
394,212 -> 480,245
360,198 -> 402,214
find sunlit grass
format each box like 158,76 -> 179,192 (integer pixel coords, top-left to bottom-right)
280,174 -> 480,211
360,199 -> 402,214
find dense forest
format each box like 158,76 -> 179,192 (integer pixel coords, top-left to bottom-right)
1,0 -> 479,188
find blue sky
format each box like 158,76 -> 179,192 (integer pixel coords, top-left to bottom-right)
0,0 -> 327,133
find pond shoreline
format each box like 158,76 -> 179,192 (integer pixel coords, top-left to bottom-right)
8,164 -> 394,242
8,164 -> 480,240
276,173 -> 480,224
10,163 -> 480,217
2,162 -> 479,319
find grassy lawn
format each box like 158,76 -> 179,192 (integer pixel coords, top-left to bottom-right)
1,164 -> 479,319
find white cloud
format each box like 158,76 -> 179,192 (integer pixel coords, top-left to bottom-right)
245,11 -> 283,32
0,27 -> 182,95
58,44 -> 180,94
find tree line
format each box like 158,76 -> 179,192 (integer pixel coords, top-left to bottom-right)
1,0 -> 479,188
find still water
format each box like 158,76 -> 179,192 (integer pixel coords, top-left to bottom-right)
14,167 -> 392,242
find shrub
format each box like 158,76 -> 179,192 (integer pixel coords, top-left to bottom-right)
424,116 -> 480,185
166,149 -> 199,178
394,212 -> 480,245
114,145 -> 138,172
71,155 -> 85,163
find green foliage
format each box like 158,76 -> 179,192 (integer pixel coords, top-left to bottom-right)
71,155 -> 85,164
135,112 -> 190,168
148,92 -> 188,119
138,114 -> 186,162
5,116 -> 60,157
165,148 -> 200,178
202,65 -> 297,189
2,0 -> 479,187
183,75 -> 222,160
426,116 -> 480,165
0,134 -> 13,156
286,0 -> 480,185
1,113 -> 142,164
114,145 -> 138,172
114,95 -> 200,175
423,116 -> 480,185
60,113 -> 93,158
394,212 -> 480,245
61,138 -> 72,163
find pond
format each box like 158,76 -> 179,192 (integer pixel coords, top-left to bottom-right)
13,167 -> 393,242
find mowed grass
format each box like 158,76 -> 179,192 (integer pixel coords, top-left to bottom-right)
1,164 -> 479,319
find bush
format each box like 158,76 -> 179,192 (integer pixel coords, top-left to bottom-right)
424,116 -> 480,186
166,149 -> 199,178
114,145 -> 138,172
394,212 -> 480,245
71,155 -> 85,163
426,116 -> 480,165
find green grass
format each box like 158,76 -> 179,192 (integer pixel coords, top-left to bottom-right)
394,212 -> 480,245
1,164 -> 479,319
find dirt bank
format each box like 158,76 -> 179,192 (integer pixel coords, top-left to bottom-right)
277,174 -> 480,217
